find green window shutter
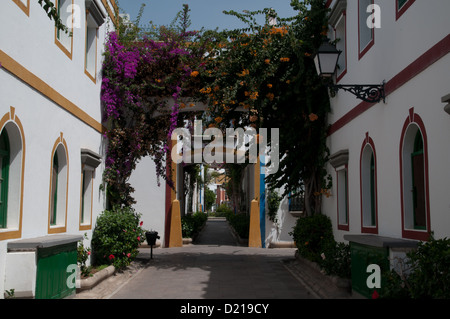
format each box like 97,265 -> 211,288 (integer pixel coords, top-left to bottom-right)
0,130 -> 10,229
370,154 -> 376,226
51,153 -> 59,226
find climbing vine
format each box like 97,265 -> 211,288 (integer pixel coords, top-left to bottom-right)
100,1 -> 332,214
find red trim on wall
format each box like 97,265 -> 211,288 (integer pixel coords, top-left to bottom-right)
399,109 -> 431,241
358,0 -> 375,60
328,34 -> 450,136
360,133 -> 379,234
396,0 -> 415,21
325,0 -> 333,9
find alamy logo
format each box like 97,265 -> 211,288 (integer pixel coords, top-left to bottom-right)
366,4 -> 381,29
66,264 -> 80,289
366,264 -> 381,289
171,120 -> 279,175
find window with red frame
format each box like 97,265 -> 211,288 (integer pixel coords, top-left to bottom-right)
396,0 -> 415,20
358,0 -> 375,59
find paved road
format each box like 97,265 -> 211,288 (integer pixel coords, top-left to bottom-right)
109,218 -> 314,299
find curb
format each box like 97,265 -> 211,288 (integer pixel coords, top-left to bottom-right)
283,253 -> 353,299
77,265 -> 116,292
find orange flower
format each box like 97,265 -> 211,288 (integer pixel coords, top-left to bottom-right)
200,87 -> 212,94
190,71 -> 199,77
304,52 -> 312,57
280,57 -> 290,62
249,92 -> 259,100
214,117 -> 223,123
265,59 -> 271,64
266,93 -> 274,101
267,84 -> 273,88
238,69 -> 250,77
309,113 -> 319,122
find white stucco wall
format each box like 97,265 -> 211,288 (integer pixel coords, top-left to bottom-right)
323,0 -> 450,242
129,156 -> 166,245
0,0 -> 115,297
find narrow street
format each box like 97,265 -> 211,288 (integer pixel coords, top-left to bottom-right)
108,218 -> 312,299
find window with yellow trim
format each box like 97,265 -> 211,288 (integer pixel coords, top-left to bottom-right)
55,0 -> 74,58
85,11 -> 98,81
49,142 -> 68,232
0,114 -> 25,240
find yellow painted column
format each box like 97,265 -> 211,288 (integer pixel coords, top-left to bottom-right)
169,137 -> 182,247
248,158 -> 262,248
169,199 -> 183,247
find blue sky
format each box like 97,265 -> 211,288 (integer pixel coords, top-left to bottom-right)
116,1 -> 299,31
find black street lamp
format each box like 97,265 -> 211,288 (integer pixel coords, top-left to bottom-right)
314,39 -> 386,104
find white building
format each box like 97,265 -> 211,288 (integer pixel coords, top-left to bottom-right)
322,0 -> 450,296
323,0 -> 450,241
0,0 -> 117,298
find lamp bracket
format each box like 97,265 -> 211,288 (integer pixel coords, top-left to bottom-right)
329,82 -> 386,104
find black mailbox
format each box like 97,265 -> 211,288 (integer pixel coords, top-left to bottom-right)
145,231 -> 160,259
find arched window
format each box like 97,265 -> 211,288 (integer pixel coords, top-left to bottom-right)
48,135 -> 69,233
360,137 -> 378,233
0,108 -> 26,240
399,109 -> 430,241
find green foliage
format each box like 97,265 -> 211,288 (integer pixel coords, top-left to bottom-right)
181,212 -> 207,238
382,234 -> 450,299
91,207 -> 146,270
217,203 -> 233,214
318,242 -> 351,279
290,213 -> 351,278
204,188 -> 216,211
227,213 -> 250,239
77,233 -> 92,277
38,0 -> 71,36
267,189 -> 281,223
290,214 -> 335,263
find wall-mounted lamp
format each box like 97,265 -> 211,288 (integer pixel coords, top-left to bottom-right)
314,39 -> 386,104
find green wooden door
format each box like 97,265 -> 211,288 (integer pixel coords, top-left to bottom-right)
350,242 -> 389,298
35,243 -> 78,299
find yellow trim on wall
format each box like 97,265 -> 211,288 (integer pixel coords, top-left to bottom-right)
0,107 -> 26,241
0,50 -> 106,133
48,133 -> 69,234
11,0 -> 30,17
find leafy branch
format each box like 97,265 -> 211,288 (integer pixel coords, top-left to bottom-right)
38,0 -> 71,36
